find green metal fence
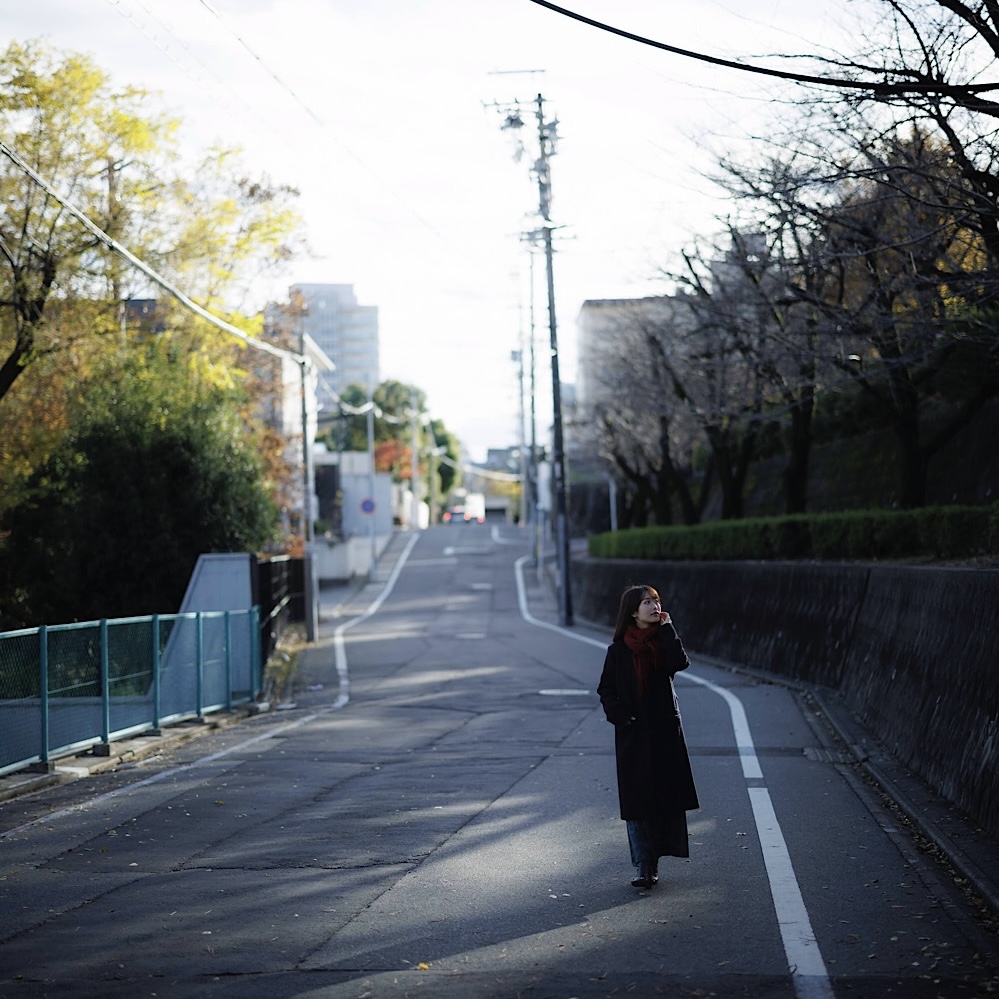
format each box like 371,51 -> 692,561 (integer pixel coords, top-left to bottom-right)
0,608 -> 262,776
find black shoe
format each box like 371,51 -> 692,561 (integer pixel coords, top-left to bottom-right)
631,862 -> 655,889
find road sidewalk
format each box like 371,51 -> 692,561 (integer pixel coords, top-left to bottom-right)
2,528 -> 996,932
0,531 -> 416,804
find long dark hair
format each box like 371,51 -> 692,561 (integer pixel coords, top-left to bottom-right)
613,584 -> 660,642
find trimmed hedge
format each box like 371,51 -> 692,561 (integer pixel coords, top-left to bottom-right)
588,504 -> 999,562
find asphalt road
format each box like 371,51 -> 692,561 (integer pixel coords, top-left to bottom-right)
1,523 -> 996,999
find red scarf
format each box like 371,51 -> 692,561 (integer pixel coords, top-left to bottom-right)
623,623 -> 660,695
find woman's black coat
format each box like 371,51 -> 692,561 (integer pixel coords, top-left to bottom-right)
597,623 -> 700,820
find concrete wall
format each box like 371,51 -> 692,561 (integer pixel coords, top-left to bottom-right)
571,557 -> 999,841
311,532 -> 393,583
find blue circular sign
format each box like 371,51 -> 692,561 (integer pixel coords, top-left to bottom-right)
361,498 -> 375,513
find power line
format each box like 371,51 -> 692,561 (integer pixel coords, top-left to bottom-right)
0,137 -> 411,485
0,137 -> 299,365
104,0 -> 445,240
104,0 -> 266,133
191,0 -> 446,239
526,0 -> 999,99
196,0 -> 325,126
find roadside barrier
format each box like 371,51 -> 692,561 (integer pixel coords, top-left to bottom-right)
0,608 -> 261,776
572,557 -> 999,844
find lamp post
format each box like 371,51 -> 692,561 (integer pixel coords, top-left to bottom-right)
298,321 -> 317,641
366,386 -> 377,568
527,245 -> 540,568
409,391 -> 421,531
500,93 -> 573,625
426,444 -> 446,525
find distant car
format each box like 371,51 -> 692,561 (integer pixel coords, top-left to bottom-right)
463,493 -> 486,523
442,504 -> 485,524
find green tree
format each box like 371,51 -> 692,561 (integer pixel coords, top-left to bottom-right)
427,417 -> 460,499
329,383 -> 372,453
326,379 -> 425,467
157,149 -> 303,312
0,349 -> 277,629
0,40 -> 303,522
319,380 -> 461,502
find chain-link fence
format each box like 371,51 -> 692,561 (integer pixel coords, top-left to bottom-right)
0,608 -> 261,776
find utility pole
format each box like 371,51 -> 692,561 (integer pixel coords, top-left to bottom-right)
532,93 -> 573,626
299,321 -> 317,640
528,248 -> 540,568
515,343 -> 528,528
366,386 -> 377,569
493,90 -> 573,625
410,391 -> 420,531
428,445 -> 438,526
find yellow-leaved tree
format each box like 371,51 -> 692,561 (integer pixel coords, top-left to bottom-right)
0,40 -> 304,517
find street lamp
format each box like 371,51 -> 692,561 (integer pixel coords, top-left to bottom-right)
497,93 -> 573,626
365,385 -> 377,566
296,307 -> 319,641
425,444 -> 447,525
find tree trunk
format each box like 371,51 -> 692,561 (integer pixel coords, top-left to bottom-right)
885,356 -> 926,508
710,437 -> 743,519
783,392 -> 814,514
894,415 -> 928,508
0,325 -> 32,401
652,414 -> 695,525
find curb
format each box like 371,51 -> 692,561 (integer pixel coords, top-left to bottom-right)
0,536 -> 404,806
0,707 -> 259,804
809,687 -> 999,921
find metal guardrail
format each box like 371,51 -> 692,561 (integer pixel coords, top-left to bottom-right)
255,556 -> 304,664
0,608 -> 262,776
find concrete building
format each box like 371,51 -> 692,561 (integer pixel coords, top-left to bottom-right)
575,296 -> 677,412
290,283 -> 380,396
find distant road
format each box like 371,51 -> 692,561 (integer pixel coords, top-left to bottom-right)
1,523 -> 995,998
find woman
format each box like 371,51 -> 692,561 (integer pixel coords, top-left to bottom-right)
597,584 -> 699,889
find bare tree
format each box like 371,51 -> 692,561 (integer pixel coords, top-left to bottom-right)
570,0 -> 999,519
660,235 -> 779,520
708,4 -> 999,508
576,298 -> 710,526
795,2 -> 999,505
734,120 -> 999,506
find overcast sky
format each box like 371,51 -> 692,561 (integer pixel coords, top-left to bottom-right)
3,0 -> 854,459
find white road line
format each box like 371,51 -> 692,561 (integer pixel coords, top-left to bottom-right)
682,671 -> 763,778
1,534 -> 424,842
749,786 -> 834,997
514,554 -> 834,999
330,532 -> 420,709
490,524 -> 524,546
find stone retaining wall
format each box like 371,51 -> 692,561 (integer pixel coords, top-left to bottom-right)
571,558 -> 999,841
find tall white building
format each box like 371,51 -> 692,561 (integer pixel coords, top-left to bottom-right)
291,283 -> 380,395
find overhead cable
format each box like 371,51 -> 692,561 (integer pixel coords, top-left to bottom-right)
526,0 -> 999,99
0,137 -> 300,365
193,0 -> 446,239
105,0 -> 263,131
196,0 -> 324,126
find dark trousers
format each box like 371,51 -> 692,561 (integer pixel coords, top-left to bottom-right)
626,811 -> 689,866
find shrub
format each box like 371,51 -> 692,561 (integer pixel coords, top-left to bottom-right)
588,505 -> 995,563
